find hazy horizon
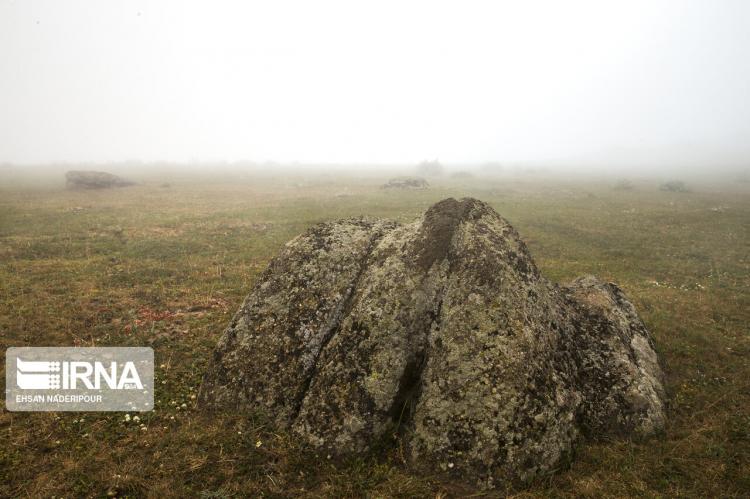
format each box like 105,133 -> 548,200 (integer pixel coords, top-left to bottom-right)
2,1 -> 750,170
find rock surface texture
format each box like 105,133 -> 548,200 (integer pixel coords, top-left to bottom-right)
65,170 -> 135,189
199,198 -> 666,487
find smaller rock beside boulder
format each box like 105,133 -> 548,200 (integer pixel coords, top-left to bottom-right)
382,177 -> 429,189
65,170 -> 135,189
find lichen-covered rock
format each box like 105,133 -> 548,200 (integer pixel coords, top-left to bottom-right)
199,198 -> 666,487
65,170 -> 134,189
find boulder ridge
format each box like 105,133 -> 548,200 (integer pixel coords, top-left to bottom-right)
199,198 -> 666,488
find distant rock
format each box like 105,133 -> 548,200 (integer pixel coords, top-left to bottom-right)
613,179 -> 634,190
382,177 -> 429,189
659,180 -> 688,193
65,170 -> 135,189
199,198 -> 666,488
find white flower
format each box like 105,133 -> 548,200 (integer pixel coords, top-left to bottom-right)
255,440 -> 262,448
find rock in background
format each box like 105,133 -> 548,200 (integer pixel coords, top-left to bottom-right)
199,198 -> 666,488
65,170 -> 135,189
382,177 -> 429,189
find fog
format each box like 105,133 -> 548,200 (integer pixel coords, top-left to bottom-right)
1,0 -> 749,173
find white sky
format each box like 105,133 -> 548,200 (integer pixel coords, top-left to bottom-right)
1,0 -> 749,166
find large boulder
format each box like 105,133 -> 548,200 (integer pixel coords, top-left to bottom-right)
65,170 -> 135,189
199,198 -> 665,487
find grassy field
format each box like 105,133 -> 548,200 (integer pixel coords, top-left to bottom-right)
1,170 -> 748,497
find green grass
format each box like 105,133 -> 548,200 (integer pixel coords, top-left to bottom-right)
1,172 -> 748,497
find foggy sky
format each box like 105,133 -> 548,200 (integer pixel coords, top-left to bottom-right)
1,0 -> 749,167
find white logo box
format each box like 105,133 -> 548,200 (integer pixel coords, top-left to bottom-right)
6,347 -> 154,412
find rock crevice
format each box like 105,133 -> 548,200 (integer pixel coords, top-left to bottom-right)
199,198 -> 666,487
290,224 -> 394,420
